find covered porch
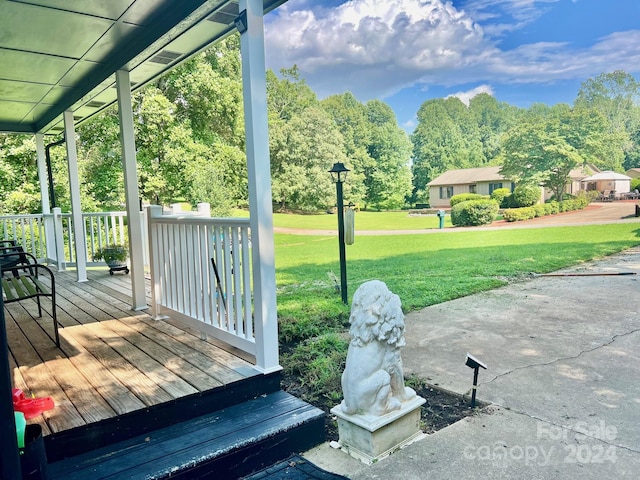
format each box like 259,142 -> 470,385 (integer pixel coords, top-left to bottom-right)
8,268 -> 260,438
0,0 -> 326,477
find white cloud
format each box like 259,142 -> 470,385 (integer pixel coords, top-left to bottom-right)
446,84 -> 494,105
265,0 -> 489,100
264,0 -> 640,103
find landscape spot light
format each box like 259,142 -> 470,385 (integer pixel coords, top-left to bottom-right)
465,353 -> 487,408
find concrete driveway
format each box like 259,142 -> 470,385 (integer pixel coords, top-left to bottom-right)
305,245 -> 640,479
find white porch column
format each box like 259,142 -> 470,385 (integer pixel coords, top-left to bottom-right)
63,111 -> 88,282
239,0 -> 280,373
116,69 -> 147,310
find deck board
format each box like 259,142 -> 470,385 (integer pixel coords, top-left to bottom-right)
5,268 -> 260,435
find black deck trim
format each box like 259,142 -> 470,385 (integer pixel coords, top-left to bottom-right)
44,371 -> 281,463
48,390 -> 325,479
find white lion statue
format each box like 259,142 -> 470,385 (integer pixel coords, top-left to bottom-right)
340,280 -> 416,416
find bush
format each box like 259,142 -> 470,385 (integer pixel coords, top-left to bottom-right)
450,193 -> 487,207
632,178 -> 640,192
533,204 -> 546,217
451,199 -> 499,226
546,201 -> 559,214
512,185 -> 541,207
490,188 -> 512,207
502,207 -> 536,222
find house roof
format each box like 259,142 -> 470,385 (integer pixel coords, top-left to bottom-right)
0,0 -> 286,135
568,164 -> 600,180
581,171 -> 631,182
626,168 -> 640,178
427,166 -> 507,186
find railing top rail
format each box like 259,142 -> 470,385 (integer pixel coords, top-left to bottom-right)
0,214 -> 44,220
83,211 -> 128,218
149,215 -> 251,227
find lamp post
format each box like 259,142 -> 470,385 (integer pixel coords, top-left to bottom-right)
329,162 -> 350,304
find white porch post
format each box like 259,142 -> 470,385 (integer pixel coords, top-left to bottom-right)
239,0 -> 280,373
35,134 -> 56,262
63,111 -> 88,282
116,69 -> 147,310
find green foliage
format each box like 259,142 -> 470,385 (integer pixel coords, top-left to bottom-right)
631,178 -> 640,191
282,333 -> 349,404
502,207 -> 535,222
575,70 -> 639,170
450,199 -> 498,226
490,187 -> 511,206
92,244 -> 128,264
450,193 -> 487,207
500,106 -> 615,202
503,196 -> 588,221
512,185 -> 541,207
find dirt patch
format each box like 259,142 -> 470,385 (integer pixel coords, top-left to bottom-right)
282,375 -> 481,440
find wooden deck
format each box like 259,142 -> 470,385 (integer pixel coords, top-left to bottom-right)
5,267 -> 261,438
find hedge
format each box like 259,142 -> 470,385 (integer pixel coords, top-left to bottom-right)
450,193 -> 488,207
503,195 -> 590,222
451,199 -> 499,226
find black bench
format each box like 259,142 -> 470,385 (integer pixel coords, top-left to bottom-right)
1,243 -> 59,347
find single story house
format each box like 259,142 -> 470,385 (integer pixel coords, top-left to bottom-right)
429,165 -> 602,208
427,166 -> 515,208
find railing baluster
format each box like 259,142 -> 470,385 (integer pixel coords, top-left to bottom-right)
145,211 -> 255,356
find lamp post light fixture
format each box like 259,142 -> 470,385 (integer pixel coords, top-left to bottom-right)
329,162 -> 350,304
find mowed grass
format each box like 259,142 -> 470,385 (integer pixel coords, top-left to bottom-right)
275,223 -> 640,343
233,208 -> 450,230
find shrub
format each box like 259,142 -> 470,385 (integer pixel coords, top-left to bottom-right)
512,185 -> 541,207
533,204 -> 546,217
632,178 -> 640,192
502,207 -> 536,222
490,188 -> 511,207
450,193 -> 487,207
546,201 -> 559,214
451,199 -> 499,226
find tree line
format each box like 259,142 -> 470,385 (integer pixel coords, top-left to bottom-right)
0,34 -> 638,214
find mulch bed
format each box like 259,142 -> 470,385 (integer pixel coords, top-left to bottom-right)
282,378 -> 480,440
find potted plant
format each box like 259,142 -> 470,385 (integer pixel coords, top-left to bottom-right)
93,244 -> 129,275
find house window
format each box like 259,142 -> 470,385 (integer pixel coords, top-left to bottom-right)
439,186 -> 454,199
469,184 -> 477,194
489,182 -> 503,194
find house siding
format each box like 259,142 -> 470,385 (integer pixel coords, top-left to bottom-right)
429,181 -> 514,208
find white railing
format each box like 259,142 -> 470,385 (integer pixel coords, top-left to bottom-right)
0,210 -> 129,267
147,206 -> 256,358
0,214 -> 48,261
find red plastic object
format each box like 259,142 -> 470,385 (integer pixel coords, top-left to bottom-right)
12,388 -> 55,419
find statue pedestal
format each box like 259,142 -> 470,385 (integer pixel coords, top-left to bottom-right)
330,396 -> 426,465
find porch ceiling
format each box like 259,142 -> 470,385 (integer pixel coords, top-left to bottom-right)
0,0 -> 286,135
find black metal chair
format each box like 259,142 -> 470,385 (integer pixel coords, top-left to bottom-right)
1,247 -> 59,347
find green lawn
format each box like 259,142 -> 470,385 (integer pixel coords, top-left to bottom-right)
275,220 -> 640,408
275,223 -> 640,343
234,208 -> 450,230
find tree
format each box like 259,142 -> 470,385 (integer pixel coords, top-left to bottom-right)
363,100 -> 412,209
270,107 -> 348,211
411,99 -> 470,202
500,106 -> 614,200
575,71 -> 640,169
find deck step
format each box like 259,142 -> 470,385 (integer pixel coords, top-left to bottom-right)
48,390 -> 325,479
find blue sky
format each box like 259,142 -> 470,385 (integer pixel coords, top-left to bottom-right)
264,0 -> 640,132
